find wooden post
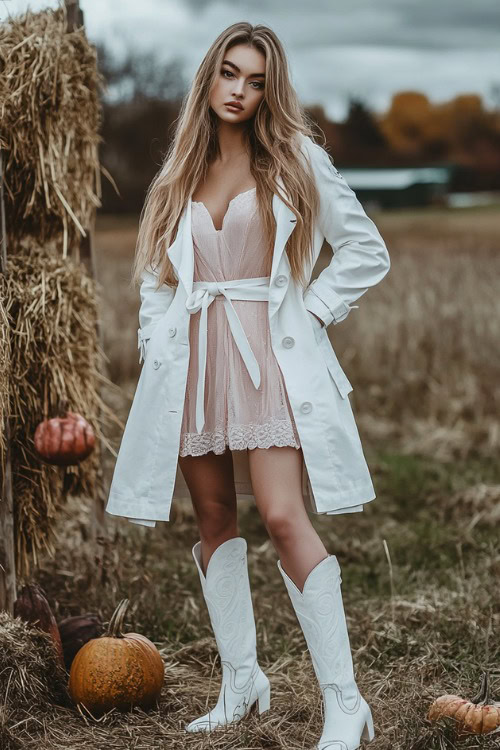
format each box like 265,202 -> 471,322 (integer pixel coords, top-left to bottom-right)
65,0 -> 107,543
0,147 -> 17,614
65,0 -> 83,31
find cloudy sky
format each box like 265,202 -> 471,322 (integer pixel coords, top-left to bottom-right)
3,0 -> 500,120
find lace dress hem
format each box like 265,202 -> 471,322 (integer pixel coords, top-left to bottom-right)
179,417 -> 301,456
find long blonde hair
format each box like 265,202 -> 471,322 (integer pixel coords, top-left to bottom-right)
131,21 -> 322,291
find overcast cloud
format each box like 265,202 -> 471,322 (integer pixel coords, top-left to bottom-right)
3,0 -> 499,119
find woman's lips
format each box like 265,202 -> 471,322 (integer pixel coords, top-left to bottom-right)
225,103 -> 243,112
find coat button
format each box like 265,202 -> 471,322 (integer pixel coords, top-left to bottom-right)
282,336 -> 295,348
275,274 -> 288,287
168,326 -> 177,337
300,401 -> 312,414
153,359 -> 161,369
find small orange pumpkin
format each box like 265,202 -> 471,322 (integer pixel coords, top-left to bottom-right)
68,599 -> 164,717
428,670 -> 500,734
34,400 -> 95,466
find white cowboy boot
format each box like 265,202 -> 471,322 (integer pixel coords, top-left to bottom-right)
185,536 -> 271,732
277,554 -> 375,750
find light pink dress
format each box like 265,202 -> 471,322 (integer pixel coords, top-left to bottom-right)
179,187 -> 301,457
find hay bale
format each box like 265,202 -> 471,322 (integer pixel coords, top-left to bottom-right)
0,611 -> 69,716
0,5 -> 105,255
0,239 -> 116,577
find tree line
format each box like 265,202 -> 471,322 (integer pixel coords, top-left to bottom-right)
96,43 -> 500,213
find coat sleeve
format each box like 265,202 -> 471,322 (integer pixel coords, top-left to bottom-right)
137,265 -> 176,363
128,517 -> 157,527
302,139 -> 391,328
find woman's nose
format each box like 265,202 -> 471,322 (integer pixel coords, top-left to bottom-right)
232,78 -> 245,96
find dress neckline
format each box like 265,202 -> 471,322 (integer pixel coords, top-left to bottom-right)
192,187 -> 256,233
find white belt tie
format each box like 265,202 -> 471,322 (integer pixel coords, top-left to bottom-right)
185,276 -> 271,434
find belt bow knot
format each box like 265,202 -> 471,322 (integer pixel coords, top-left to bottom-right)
185,276 -> 271,433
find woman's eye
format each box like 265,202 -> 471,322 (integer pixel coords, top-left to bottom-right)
221,70 -> 264,90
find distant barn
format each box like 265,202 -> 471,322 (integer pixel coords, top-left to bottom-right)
339,166 -> 453,209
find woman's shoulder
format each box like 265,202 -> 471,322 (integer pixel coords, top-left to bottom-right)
297,133 -> 340,182
297,133 -> 334,167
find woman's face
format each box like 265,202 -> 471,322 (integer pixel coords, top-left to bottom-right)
209,44 -> 266,124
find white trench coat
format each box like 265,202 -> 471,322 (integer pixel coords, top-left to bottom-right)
105,134 -> 390,527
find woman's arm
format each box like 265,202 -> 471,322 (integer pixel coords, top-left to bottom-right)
301,137 -> 391,328
137,265 -> 176,363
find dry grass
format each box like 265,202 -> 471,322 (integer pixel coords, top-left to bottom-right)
0,611 -> 69,750
3,482 -> 499,749
336,206 -> 500,462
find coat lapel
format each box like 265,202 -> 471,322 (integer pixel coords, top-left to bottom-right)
270,175 -> 297,281
167,198 -> 193,298
167,177 -> 297,308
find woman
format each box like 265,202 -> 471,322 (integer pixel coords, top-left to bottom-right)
106,21 -> 390,750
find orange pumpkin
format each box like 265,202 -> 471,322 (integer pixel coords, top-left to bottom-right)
428,671 -> 500,734
34,405 -> 95,466
68,599 -> 164,717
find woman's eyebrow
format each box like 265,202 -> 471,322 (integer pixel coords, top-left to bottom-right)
222,59 -> 265,78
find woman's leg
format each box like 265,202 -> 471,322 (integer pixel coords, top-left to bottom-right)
248,445 -> 375,748
247,445 -> 328,592
179,447 -> 271,732
178,447 -> 238,574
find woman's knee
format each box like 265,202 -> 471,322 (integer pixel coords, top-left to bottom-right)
259,507 -> 298,544
192,492 -> 237,540
178,450 -> 237,540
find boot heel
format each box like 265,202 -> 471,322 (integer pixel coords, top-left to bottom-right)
361,710 -> 375,741
257,683 -> 271,714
